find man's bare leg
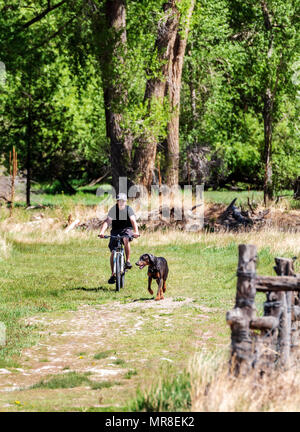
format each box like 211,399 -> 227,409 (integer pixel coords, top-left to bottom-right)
110,252 -> 115,275
123,238 -> 131,263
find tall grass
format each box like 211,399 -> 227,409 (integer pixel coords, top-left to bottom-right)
128,372 -> 191,412
190,351 -> 300,412
129,350 -> 300,412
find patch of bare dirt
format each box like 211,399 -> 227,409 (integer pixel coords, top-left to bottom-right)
0,298 -> 212,395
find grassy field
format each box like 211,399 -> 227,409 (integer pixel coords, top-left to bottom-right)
0,190 -> 299,411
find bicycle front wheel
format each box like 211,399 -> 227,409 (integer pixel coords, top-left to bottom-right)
121,270 -> 125,289
115,254 -> 121,292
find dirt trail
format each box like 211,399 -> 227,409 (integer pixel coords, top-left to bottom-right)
0,297 -> 209,395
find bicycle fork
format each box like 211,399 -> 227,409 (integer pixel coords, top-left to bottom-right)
113,251 -> 124,274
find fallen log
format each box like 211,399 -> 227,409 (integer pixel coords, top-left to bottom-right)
86,170 -> 111,187
65,218 -> 80,232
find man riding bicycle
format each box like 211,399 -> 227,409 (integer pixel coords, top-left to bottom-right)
99,193 -> 139,284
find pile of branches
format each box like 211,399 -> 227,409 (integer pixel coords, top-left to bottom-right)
211,198 -> 270,231
71,198 -> 271,233
77,218 -> 103,231
74,204 -> 204,233
140,205 -> 203,232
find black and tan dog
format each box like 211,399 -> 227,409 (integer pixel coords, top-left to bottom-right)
135,254 -> 169,301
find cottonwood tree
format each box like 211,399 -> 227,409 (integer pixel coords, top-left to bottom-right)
87,0 -> 134,192
132,1 -> 180,189
165,0 -> 195,187
0,1 -> 107,203
227,0 -> 299,203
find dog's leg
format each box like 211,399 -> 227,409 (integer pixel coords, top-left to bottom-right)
163,280 -> 167,293
148,277 -> 154,296
155,280 -> 164,301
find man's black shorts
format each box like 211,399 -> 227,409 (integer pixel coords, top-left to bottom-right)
108,228 -> 134,251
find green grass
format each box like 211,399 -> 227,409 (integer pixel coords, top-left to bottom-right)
11,185 -> 296,210
30,371 -> 93,389
204,189 -> 295,207
128,372 -> 191,412
30,371 -> 121,391
124,369 -> 138,379
113,359 -> 126,366
93,350 -> 115,360
0,230 -> 296,367
0,195 -> 299,411
20,183 -> 114,208
90,380 -> 121,390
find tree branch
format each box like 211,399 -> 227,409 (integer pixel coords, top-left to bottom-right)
22,0 -> 68,30
260,0 -> 272,31
30,15 -> 77,51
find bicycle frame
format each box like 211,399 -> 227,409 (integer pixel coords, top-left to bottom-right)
100,233 -> 132,291
106,234 -> 128,276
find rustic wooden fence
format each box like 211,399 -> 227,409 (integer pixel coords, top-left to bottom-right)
226,244 -> 300,376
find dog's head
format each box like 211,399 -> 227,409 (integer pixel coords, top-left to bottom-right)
135,253 -> 156,270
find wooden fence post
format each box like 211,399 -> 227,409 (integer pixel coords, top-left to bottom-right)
274,257 -> 295,367
226,244 -> 257,376
258,290 -> 282,372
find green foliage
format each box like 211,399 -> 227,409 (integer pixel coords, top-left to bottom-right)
180,0 -> 300,189
0,0 -> 108,187
0,0 -> 299,191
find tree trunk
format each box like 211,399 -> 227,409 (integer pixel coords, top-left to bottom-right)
260,1 -> 275,205
166,0 -> 195,187
89,0 -> 132,193
294,176 -> 300,200
26,90 -> 32,207
58,177 -> 76,195
133,1 -> 180,190
263,88 -> 274,205
104,0 -> 133,192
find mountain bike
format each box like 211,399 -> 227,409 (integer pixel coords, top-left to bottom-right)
101,234 -> 131,292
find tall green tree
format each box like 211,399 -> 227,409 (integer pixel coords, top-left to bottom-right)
227,0 -> 300,202
0,1 -> 108,203
87,0 -> 134,192
165,0 -> 195,187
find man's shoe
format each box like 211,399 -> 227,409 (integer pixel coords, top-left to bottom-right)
108,275 -> 116,284
125,261 -> 132,269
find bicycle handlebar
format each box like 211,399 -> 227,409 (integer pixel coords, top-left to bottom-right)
98,234 -> 134,240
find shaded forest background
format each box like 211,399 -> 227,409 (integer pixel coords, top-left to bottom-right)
0,0 -> 299,205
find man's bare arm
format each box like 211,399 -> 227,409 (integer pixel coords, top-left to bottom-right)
99,217 -> 112,237
130,215 -> 140,238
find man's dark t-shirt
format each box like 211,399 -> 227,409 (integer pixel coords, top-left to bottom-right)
108,205 -> 135,231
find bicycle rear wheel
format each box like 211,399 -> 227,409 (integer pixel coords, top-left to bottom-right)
115,255 -> 121,292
